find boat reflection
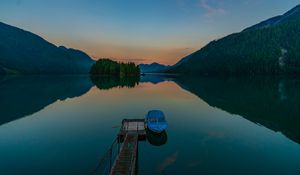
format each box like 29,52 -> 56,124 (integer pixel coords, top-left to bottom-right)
146,128 -> 168,146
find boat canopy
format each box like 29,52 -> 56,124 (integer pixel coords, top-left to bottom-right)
146,110 -> 166,122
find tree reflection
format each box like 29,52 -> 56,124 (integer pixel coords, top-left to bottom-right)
90,75 -> 140,90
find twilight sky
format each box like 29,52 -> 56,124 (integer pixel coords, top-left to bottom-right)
0,0 -> 299,65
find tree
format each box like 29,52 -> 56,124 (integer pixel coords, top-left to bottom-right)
90,58 -> 140,76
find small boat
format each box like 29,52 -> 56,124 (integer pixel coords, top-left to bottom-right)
145,110 -> 168,133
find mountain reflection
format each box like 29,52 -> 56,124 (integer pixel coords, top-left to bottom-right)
140,74 -> 174,84
90,76 -> 140,90
0,75 -> 93,126
175,76 -> 300,144
90,74 -> 175,90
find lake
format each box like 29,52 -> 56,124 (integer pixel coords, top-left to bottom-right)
0,75 -> 300,175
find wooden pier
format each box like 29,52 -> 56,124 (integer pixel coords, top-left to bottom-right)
94,119 -> 146,175
118,119 -> 146,141
110,133 -> 138,175
110,119 -> 146,175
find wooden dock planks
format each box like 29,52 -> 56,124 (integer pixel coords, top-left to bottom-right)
110,133 -> 138,175
118,119 -> 146,141
110,119 -> 145,175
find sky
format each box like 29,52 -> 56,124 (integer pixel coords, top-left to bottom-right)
0,0 -> 299,65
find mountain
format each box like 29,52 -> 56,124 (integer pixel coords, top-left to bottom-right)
168,5 -> 300,74
0,22 -> 95,74
139,62 -> 170,73
244,4 -> 300,31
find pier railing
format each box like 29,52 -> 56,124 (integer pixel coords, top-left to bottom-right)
94,118 -> 145,175
93,137 -> 120,175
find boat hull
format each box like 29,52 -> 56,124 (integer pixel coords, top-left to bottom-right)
145,110 -> 168,133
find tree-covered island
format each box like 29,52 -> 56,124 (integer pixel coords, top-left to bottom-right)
90,59 -> 140,76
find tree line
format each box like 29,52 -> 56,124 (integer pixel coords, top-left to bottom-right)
90,59 -> 140,76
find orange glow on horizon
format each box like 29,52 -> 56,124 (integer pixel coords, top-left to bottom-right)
48,35 -> 200,65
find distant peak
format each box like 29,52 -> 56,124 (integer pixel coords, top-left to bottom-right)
151,62 -> 160,65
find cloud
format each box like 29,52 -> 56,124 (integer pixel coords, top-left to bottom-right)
200,0 -> 226,17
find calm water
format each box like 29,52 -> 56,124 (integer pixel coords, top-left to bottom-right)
0,75 -> 300,175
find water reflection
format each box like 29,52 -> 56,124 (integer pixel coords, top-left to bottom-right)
1,74 -> 300,145
90,74 -> 174,90
0,75 -> 300,174
0,74 -> 168,126
146,129 -> 168,146
0,75 -> 93,126
140,74 -> 174,84
90,76 -> 140,90
175,76 -> 300,144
